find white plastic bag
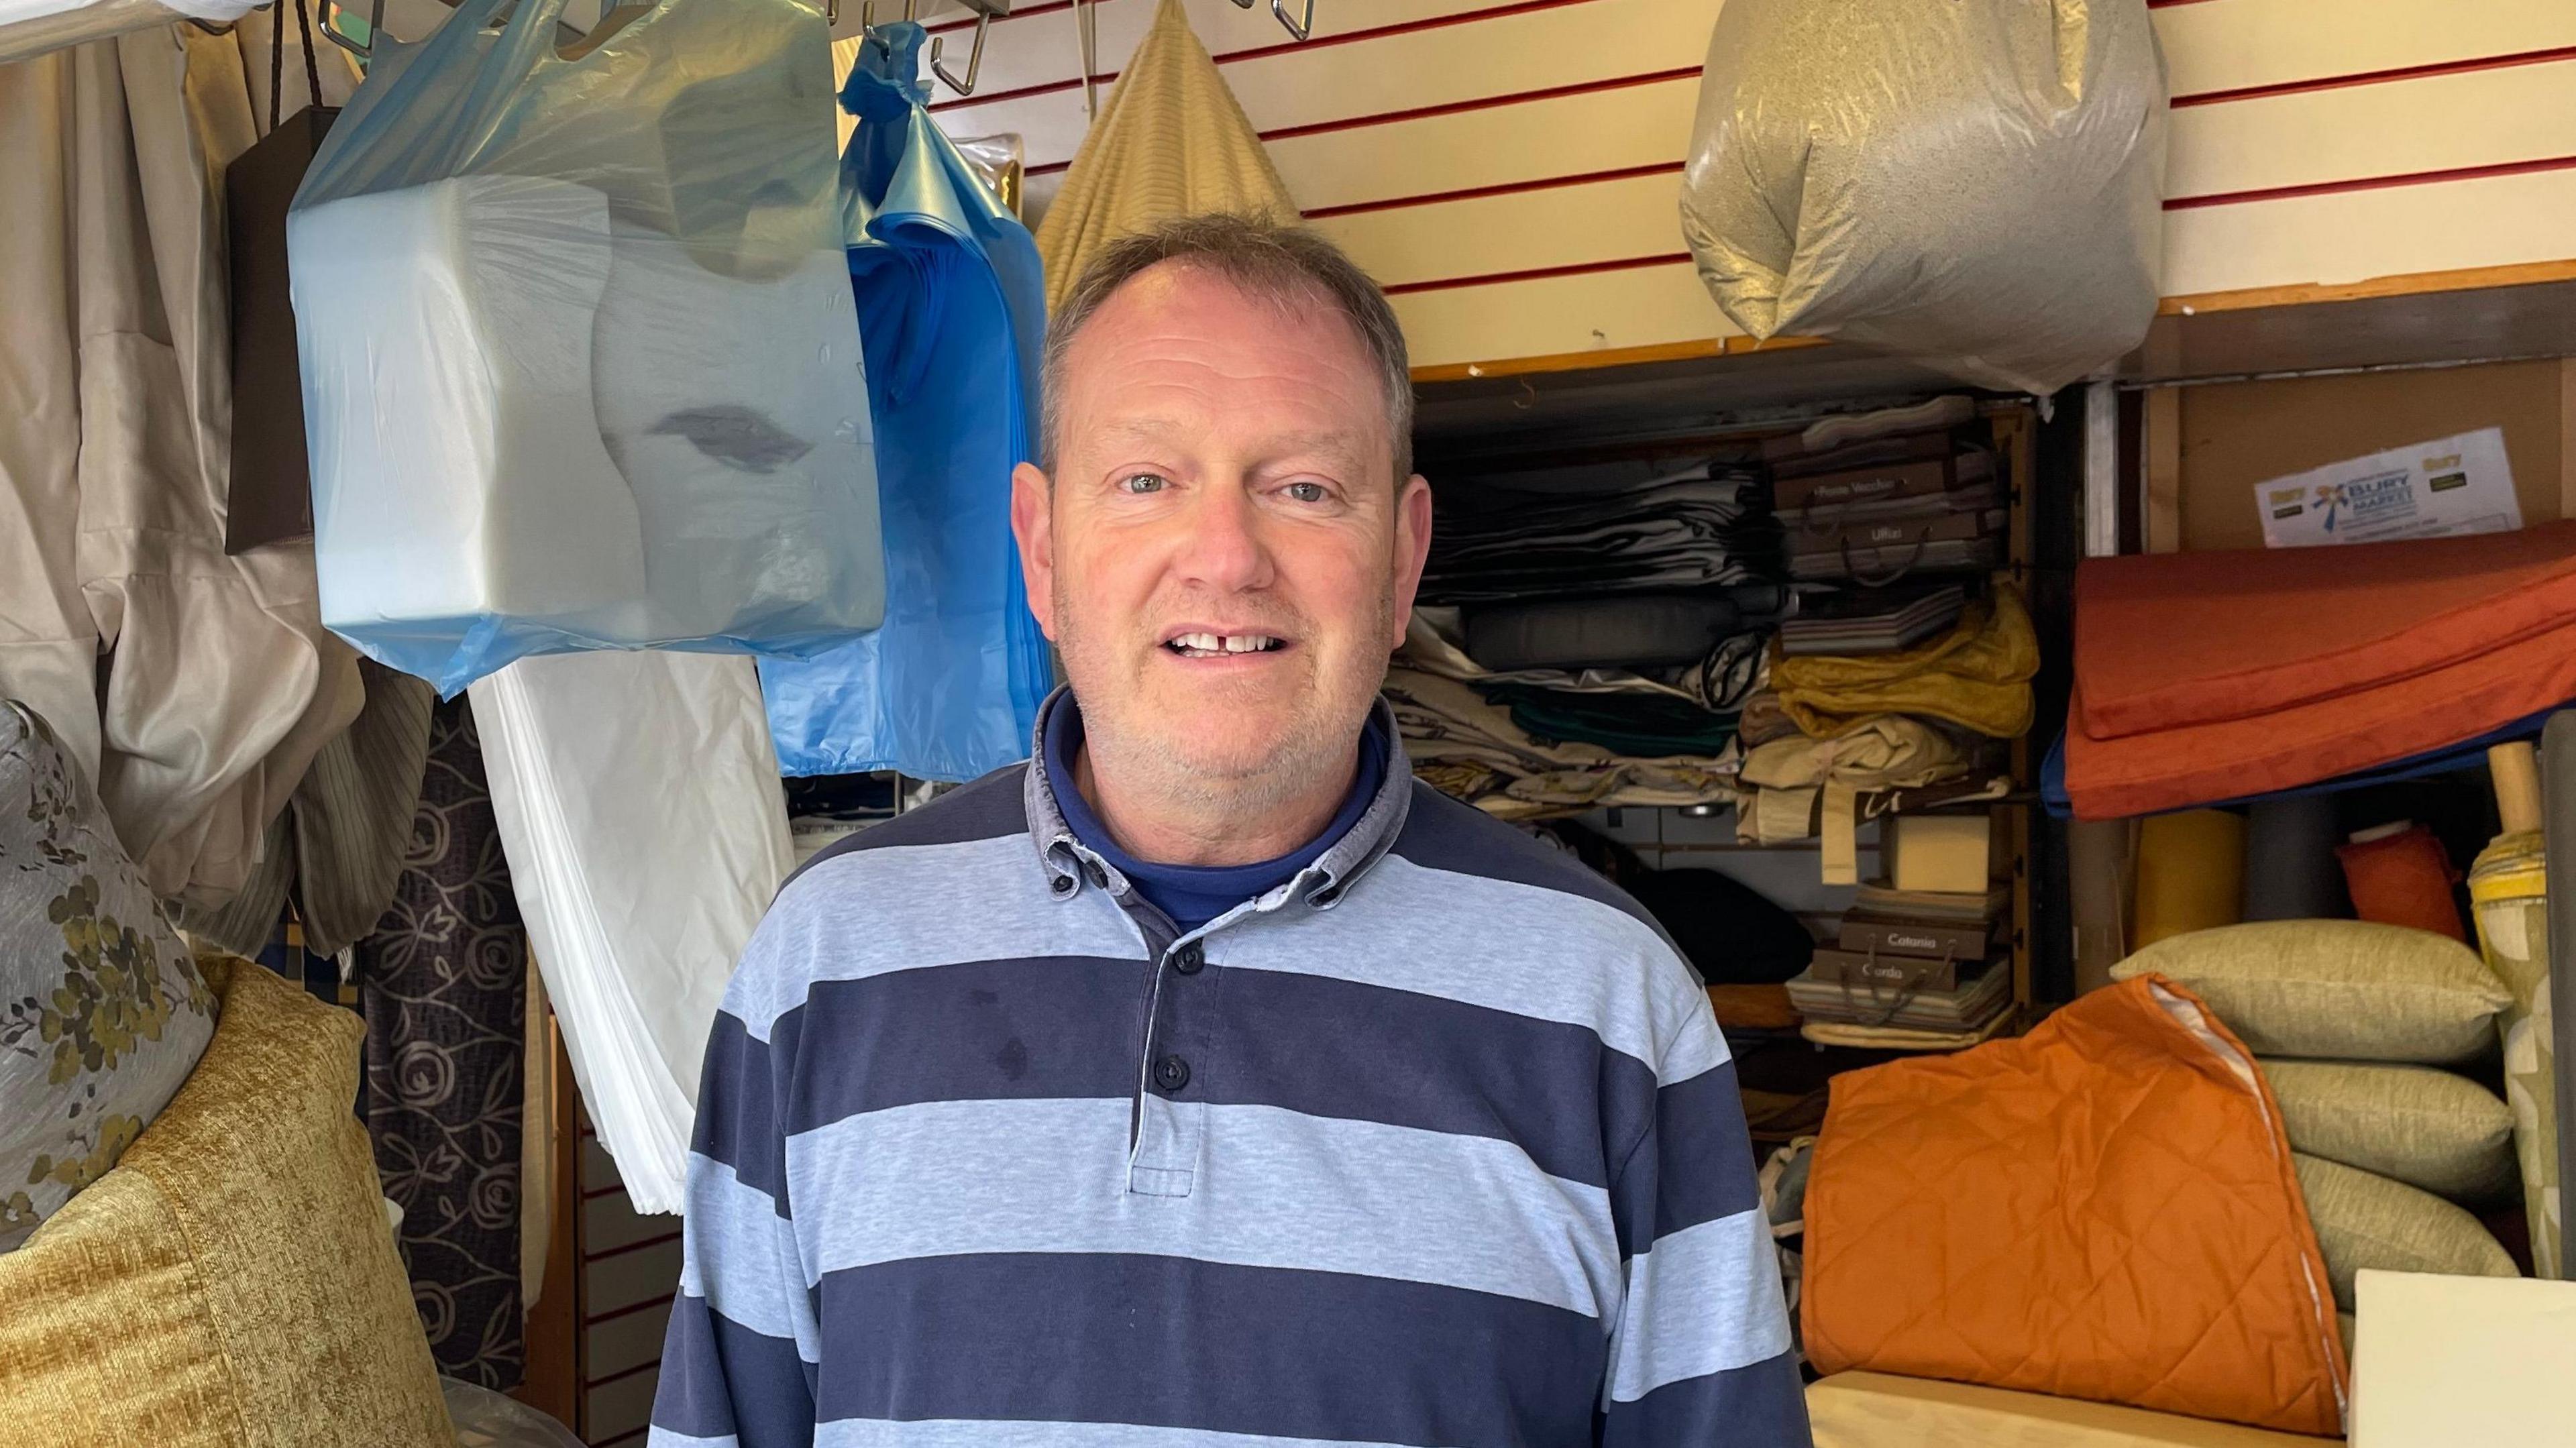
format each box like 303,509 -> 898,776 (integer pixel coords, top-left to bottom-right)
469,649 -> 791,1215
1678,0 -> 2167,395
290,0 -> 884,694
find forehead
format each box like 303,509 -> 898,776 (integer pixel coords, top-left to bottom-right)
1057,262 -> 1387,449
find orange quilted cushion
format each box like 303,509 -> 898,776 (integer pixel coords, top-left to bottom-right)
1803,977 -> 2347,1437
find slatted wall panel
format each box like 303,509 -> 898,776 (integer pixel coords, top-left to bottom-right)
910,0 -> 2576,370
576,1120 -> 681,1447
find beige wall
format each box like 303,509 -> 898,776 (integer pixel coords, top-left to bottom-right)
875,0 -> 2576,372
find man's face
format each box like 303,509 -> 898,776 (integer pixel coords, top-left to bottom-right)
1011,262 -> 1432,809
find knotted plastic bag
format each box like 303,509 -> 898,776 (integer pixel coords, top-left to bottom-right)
289,0 -> 884,694
1679,0 -> 2167,395
758,23 -> 1053,782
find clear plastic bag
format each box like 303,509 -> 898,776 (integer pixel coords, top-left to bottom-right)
1678,0 -> 2167,396
441,1377 -> 586,1448
758,23 -> 1052,782
290,0 -> 884,695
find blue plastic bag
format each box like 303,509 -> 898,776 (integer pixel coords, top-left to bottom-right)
288,0 -> 885,695
758,23 -> 1052,781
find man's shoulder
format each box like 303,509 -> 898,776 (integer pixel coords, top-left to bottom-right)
782,762 -> 1032,890
727,763 -> 1042,1038
1385,781 -> 1676,951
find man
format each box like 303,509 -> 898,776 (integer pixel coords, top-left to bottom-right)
649,215 -> 1809,1447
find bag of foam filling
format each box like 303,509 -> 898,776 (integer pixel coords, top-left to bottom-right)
1678,0 -> 2168,395
288,0 -> 883,694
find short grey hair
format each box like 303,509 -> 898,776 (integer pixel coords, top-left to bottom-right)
1040,213 -> 1414,484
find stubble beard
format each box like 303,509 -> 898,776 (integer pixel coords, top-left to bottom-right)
1055,590 -> 1391,830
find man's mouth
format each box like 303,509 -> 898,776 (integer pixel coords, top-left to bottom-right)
1163,630 -> 1288,659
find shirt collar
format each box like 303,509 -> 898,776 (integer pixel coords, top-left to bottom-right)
1024,685 -> 1413,912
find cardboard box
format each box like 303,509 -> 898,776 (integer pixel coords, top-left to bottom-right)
2352,1270 -> 2576,1447
1885,814 -> 2001,895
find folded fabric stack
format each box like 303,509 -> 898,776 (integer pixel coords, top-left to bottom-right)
1789,881 -> 2017,1049
1767,407 -> 2006,584
1777,583 -> 1965,657
1420,463 -> 1774,604
2061,522 -> 2576,819
1732,586 -> 2033,875
1391,488 -> 1773,812
2113,920 -> 2524,1319
1383,652 -> 1738,820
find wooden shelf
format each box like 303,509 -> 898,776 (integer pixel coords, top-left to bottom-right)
1414,261 -> 2576,461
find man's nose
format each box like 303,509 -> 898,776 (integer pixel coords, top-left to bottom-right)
1173,479 -> 1275,594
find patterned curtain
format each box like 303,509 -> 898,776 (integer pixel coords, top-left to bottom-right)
357,698 -> 528,1388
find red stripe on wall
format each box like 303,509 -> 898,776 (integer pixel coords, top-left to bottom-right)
587,1229 -> 684,1263
584,1292 -> 678,1329
1303,159 -> 1683,220
1381,250 -> 1691,296
2166,151 -> 2576,210
926,0 -> 1615,112
1264,63 -> 1701,143
2174,44 -> 2576,108
1022,64 -> 1701,180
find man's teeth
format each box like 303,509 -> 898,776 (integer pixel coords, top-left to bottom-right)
1169,632 -> 1281,654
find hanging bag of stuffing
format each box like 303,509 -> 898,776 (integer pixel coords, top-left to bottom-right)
1678,0 -> 2167,395
757,21 -> 1054,781
288,0 -> 884,695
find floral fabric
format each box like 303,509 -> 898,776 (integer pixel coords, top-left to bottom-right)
356,698 -> 527,1386
0,700 -> 216,1251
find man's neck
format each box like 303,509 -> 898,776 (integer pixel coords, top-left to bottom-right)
1071,743 -> 1356,868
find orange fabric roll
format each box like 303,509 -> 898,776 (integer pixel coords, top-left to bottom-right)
2339,826 -> 2466,942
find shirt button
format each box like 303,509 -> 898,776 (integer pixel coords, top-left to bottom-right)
1172,942 -> 1205,975
1152,1054 -> 1191,1093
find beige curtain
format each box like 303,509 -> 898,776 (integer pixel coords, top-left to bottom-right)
0,23 -> 364,908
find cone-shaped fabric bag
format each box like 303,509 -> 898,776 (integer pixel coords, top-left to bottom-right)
1034,0 -> 1298,312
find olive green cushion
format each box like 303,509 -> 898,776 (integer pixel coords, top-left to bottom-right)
2114,920 -> 2510,1064
2261,1059 -> 2516,1205
2294,1153 -> 2517,1311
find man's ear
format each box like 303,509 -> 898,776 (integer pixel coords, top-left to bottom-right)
1387,472 -> 1433,653
1011,461 -> 1059,641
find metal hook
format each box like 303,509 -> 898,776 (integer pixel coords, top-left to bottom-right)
1071,0 -> 1097,117
317,0 -> 385,70
930,0 -> 1004,96
1271,0 -> 1312,41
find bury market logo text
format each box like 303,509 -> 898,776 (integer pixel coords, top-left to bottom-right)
2312,467 -> 2418,534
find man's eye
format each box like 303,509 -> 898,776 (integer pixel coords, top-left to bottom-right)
1117,473 -> 1169,495
1283,481 -> 1330,504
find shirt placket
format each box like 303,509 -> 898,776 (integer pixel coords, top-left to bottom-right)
1118,895 -> 1228,1199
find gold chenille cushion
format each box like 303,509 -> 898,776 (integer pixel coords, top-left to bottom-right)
0,956 -> 451,1446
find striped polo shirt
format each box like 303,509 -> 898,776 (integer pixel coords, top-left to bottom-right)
649,695 -> 1810,1447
